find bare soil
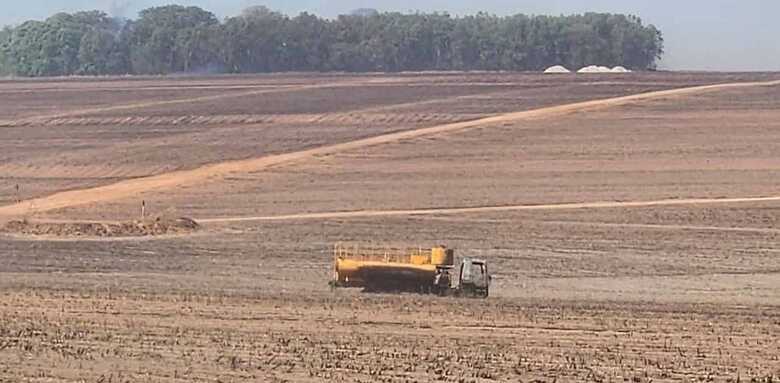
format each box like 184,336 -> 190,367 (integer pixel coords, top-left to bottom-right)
34,81 -> 780,222
1,72 -> 775,207
1,72 -> 779,382
2,78 -> 778,217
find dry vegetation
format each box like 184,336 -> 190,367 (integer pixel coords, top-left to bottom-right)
1,291 -> 777,382
1,216 -> 198,237
1,72 -> 779,382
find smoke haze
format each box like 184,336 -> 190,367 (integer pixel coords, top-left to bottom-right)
106,0 -> 137,18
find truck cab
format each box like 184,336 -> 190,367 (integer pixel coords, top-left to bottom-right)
458,258 -> 490,298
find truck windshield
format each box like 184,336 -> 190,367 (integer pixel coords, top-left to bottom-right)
472,263 -> 485,280
463,261 -> 485,282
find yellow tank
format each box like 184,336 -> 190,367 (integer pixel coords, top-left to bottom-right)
431,246 -> 454,266
333,244 -> 454,290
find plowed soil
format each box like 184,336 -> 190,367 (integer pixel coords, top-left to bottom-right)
1,72 -> 779,382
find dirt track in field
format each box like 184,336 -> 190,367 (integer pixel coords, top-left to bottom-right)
542,220 -> 780,234
196,195 -> 780,223
2,79 -> 778,219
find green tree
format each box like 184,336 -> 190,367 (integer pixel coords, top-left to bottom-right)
282,12 -> 333,71
78,27 -> 122,74
74,11 -> 127,74
0,7 -> 664,76
5,20 -> 54,76
221,6 -> 290,73
128,5 -> 219,74
0,26 -> 11,75
1,11 -> 125,76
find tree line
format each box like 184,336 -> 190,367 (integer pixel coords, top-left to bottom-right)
0,5 -> 664,77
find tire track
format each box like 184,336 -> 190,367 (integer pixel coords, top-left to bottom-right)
0,78 -> 400,127
539,220 -> 780,234
2,112 -> 483,128
1,79 -> 778,218
1,81 -> 525,128
0,84 -> 286,94
197,196 -> 780,223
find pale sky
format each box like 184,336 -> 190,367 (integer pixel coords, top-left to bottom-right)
2,0 -> 778,71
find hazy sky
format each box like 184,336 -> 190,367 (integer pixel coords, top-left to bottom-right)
2,0 -> 778,71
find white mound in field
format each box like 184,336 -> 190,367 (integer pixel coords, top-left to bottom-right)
611,66 -> 632,73
578,65 -> 612,73
544,65 -> 571,73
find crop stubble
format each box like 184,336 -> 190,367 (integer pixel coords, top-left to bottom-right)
1,72 -> 779,382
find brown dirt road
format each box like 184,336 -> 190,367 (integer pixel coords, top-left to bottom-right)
1,79 -> 778,219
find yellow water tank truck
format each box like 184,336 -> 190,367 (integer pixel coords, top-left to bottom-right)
331,244 -> 490,297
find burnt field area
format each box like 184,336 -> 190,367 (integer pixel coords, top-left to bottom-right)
0,71 -> 775,206
1,72 -> 779,382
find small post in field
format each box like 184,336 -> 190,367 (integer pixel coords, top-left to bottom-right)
141,200 -> 146,221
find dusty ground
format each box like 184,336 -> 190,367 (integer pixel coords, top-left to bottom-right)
1,72 -> 779,382
1,72 -> 775,206
1,291 -> 777,382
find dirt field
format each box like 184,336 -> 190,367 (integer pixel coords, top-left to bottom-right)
1,72 -> 779,382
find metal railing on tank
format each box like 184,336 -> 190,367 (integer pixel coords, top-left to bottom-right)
333,243 -> 433,264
